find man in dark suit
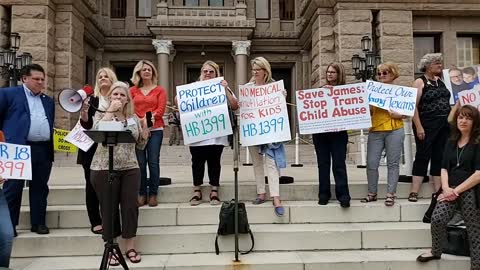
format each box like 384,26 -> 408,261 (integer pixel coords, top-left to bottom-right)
0,64 -> 54,236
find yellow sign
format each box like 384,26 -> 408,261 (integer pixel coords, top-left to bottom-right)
53,128 -> 78,153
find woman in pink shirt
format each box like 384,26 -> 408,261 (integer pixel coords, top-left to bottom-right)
130,60 -> 167,207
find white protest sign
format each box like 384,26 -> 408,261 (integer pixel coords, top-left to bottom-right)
296,83 -> 371,134
65,121 -> 95,152
0,142 -> 32,180
239,80 -> 291,146
458,86 -> 480,111
365,80 -> 417,116
176,77 -> 232,145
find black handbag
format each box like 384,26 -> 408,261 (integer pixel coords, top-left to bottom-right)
214,200 -> 254,255
423,189 -> 443,223
442,225 -> 470,257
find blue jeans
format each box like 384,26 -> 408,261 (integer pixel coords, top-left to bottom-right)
137,130 -> 163,196
0,189 -> 13,268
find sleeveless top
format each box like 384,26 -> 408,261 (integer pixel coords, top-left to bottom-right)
417,76 -> 451,118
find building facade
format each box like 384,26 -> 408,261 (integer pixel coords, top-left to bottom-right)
0,0 -> 479,161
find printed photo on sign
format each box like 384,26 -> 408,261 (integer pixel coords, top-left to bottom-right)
0,142 -> 32,180
65,121 -> 95,152
365,80 -> 417,116
54,128 -> 78,153
296,83 -> 371,135
458,85 -> 480,111
176,77 -> 232,145
443,65 -> 480,104
239,80 -> 291,146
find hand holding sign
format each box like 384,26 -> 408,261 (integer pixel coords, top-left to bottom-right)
0,142 -> 32,180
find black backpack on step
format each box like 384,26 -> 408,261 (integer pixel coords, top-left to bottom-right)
215,199 -> 254,255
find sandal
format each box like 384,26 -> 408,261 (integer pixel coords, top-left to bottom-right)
91,225 -> 103,235
408,192 -> 418,202
190,189 -> 202,206
360,193 -> 377,203
109,252 -> 120,266
210,189 -> 220,205
385,195 -> 395,207
125,249 -> 141,263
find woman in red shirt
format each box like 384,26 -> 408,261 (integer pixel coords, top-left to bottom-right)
130,60 -> 167,207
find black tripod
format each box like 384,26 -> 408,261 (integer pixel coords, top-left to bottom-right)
85,130 -> 135,270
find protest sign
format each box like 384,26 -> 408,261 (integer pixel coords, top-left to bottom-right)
296,83 -> 371,134
65,122 -> 95,152
54,128 -> 78,153
443,66 -> 480,104
239,80 -> 291,146
0,142 -> 32,180
458,86 -> 480,111
176,77 -> 232,145
365,80 -> 417,116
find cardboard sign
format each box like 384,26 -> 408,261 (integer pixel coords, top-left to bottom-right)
366,80 -> 417,116
458,86 -> 480,111
0,142 -> 32,180
65,122 -> 95,152
53,128 -> 78,153
443,66 -> 480,104
239,80 -> 291,146
176,77 -> 232,145
296,83 -> 371,134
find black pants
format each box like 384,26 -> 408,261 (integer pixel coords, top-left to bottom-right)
312,131 -> 351,203
412,116 -> 449,176
189,145 -> 224,187
91,169 -> 140,240
431,188 -> 480,270
3,143 -> 52,227
82,163 -> 102,228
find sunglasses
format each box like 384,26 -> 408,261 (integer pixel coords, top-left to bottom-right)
377,71 -> 390,76
203,70 -> 215,74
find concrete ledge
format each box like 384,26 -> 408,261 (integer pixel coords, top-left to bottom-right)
11,250 -> 470,270
11,222 -> 431,257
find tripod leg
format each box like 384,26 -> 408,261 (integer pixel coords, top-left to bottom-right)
99,246 -> 111,270
114,245 -> 129,269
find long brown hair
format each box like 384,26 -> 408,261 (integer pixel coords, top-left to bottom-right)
450,105 -> 480,144
325,62 -> 346,86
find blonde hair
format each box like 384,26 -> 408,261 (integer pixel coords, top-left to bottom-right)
325,62 -> 346,86
131,60 -> 158,87
200,60 -> 221,81
418,53 -> 443,73
94,68 -> 118,97
249,57 -> 273,84
107,81 -> 134,117
376,62 -> 400,80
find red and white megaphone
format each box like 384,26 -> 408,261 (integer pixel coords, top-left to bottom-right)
59,85 -> 94,113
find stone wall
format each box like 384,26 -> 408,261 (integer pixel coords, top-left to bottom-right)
54,6 -> 85,129
0,6 -> 9,86
377,10 -> 414,86
334,9 -> 372,82
11,4 -> 55,95
311,12 -> 335,88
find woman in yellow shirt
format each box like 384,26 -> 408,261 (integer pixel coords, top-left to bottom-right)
361,62 -> 407,206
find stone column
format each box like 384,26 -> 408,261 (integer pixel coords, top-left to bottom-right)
152,39 -> 173,97
311,12 -> 335,88
232,40 -> 251,95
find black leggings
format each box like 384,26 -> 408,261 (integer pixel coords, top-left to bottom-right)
189,145 -> 224,187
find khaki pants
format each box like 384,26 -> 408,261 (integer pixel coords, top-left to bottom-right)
249,146 -> 280,197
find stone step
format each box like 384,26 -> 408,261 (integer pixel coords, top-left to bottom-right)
12,222 -> 431,257
11,249 -> 469,270
17,199 -> 430,230
21,182 -> 435,206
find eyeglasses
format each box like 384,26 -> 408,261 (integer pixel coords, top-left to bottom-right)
377,71 -> 390,76
326,71 -> 337,74
202,70 -> 215,74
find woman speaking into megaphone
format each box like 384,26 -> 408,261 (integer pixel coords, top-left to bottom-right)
77,68 -> 118,235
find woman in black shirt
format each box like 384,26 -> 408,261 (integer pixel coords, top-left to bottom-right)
417,105 -> 480,270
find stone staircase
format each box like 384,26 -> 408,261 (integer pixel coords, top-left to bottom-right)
9,162 -> 471,270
